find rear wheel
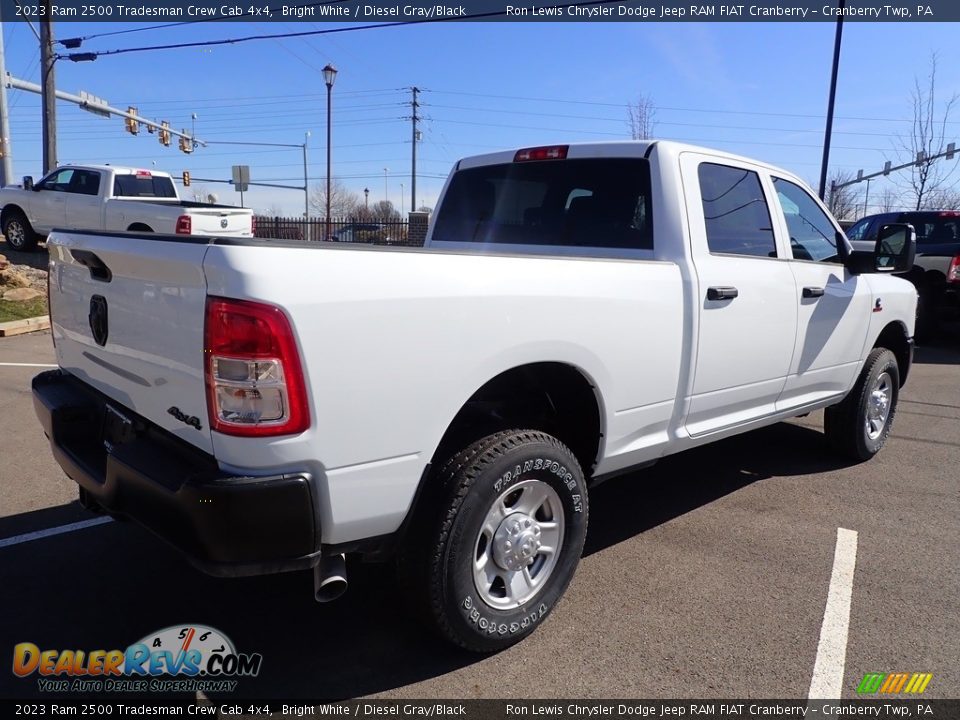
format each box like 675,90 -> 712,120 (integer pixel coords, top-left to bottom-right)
2,211 -> 39,252
824,348 -> 900,462
398,430 -> 588,652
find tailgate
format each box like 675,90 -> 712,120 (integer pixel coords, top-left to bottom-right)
47,230 -> 214,454
187,208 -> 252,237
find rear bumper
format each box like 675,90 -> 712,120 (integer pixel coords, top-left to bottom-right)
32,369 -> 320,577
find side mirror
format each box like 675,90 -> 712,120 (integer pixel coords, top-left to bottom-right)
874,223 -> 915,273
22,176 -> 34,191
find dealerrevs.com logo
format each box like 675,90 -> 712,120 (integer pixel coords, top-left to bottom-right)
13,624 -> 262,693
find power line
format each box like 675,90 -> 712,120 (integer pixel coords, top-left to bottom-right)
425,88 -> 958,126
58,1 -> 625,61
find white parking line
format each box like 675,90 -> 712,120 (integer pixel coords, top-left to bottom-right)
0,517 -> 113,549
0,362 -> 57,368
808,527 -> 859,699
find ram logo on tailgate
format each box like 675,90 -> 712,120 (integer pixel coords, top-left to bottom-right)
88,295 -> 109,347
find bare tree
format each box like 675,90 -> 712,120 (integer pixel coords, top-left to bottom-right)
190,185 -> 218,204
893,53 -> 959,210
370,200 -> 400,221
261,203 -> 285,217
416,205 -> 433,214
826,169 -> 860,221
876,186 -> 902,213
627,93 -> 657,140
924,186 -> 960,210
310,179 -> 361,219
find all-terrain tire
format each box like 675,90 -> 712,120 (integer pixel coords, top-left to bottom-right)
397,430 -> 589,652
2,210 -> 39,252
824,348 -> 900,462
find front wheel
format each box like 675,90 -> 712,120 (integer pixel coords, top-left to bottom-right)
399,430 -> 589,652
824,348 -> 900,462
2,211 -> 39,252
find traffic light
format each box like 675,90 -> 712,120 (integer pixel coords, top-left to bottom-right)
159,121 -> 171,147
179,133 -> 193,154
124,106 -> 140,135
182,171 -> 191,187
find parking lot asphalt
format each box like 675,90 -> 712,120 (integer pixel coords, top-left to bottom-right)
0,328 -> 957,701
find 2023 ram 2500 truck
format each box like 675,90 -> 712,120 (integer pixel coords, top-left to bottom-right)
0,165 -> 253,252
33,141 -> 917,652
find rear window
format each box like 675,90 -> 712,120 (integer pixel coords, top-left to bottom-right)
431,158 -> 653,250
113,174 -> 177,198
898,213 -> 960,245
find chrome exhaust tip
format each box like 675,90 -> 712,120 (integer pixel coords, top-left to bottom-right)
313,553 -> 348,603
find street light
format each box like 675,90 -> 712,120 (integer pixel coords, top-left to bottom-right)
364,187 -> 369,210
323,63 -> 338,240
383,168 -> 389,209
400,183 -> 404,217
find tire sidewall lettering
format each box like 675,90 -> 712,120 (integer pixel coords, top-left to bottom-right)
461,594 -> 549,637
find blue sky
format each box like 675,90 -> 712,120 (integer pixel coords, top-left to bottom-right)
2,19 -> 959,216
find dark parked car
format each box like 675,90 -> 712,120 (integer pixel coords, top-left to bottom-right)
847,211 -> 960,337
330,222 -> 391,244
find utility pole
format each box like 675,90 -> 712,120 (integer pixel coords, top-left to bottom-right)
0,30 -> 14,185
410,86 -> 420,213
817,0 -> 844,200
40,4 -> 58,173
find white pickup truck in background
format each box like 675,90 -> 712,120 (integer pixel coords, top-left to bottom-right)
33,141 -> 917,652
0,164 -> 253,251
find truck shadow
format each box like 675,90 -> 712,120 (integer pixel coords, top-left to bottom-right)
0,240 -> 49,271
584,420 -> 846,556
913,319 -> 960,364
0,420 -> 847,700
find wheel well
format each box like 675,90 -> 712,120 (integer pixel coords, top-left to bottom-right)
874,321 -> 911,387
1,205 -> 25,227
127,223 -> 153,232
431,362 -> 603,477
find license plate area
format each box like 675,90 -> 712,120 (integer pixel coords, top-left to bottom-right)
102,404 -> 136,452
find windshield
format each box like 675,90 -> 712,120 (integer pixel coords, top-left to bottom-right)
432,157 -> 653,250
113,174 -> 177,199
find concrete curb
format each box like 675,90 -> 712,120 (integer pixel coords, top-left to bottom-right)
0,314 -> 50,337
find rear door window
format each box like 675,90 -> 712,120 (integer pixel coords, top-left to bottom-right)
898,213 -> 960,245
698,163 -> 777,258
113,174 -> 177,198
431,158 -> 653,250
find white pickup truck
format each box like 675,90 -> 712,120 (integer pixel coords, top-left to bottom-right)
0,164 -> 253,251
33,141 -> 917,652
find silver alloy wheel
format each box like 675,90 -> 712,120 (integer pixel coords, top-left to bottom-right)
5,219 -> 25,249
865,370 -> 893,441
473,479 -> 565,610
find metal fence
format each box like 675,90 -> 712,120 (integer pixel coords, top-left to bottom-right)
253,216 -> 419,245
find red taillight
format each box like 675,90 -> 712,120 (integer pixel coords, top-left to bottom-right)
135,170 -> 152,178
948,255 -> 960,284
203,297 -> 309,437
175,215 -> 192,234
938,211 -> 960,217
514,145 -> 569,162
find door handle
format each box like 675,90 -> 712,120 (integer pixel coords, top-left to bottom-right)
70,249 -> 112,283
802,286 -> 825,299
707,286 -> 739,301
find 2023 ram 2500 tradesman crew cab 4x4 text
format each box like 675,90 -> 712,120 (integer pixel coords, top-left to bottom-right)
33,141 -> 917,651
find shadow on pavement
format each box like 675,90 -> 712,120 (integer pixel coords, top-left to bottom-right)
0,241 -> 48,271
0,419 -> 854,700
584,420 -> 850,556
913,319 -> 960,365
